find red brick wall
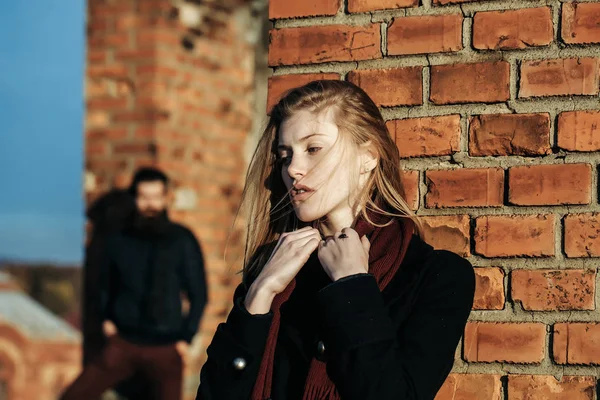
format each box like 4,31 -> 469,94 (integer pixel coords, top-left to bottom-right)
268,0 -> 600,398
85,0 -> 258,397
0,324 -> 80,400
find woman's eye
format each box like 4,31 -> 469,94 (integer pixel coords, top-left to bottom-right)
308,147 -> 322,154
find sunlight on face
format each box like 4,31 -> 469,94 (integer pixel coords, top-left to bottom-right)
278,107 -> 362,224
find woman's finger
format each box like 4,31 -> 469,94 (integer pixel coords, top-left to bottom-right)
291,231 -> 322,250
361,234 -> 371,255
274,228 -> 318,253
284,227 -> 320,241
323,235 -> 336,245
300,237 -> 320,254
340,227 -> 359,239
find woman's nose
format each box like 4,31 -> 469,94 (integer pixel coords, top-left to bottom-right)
286,157 -> 304,180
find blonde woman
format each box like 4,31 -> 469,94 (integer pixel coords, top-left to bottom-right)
196,80 -> 475,400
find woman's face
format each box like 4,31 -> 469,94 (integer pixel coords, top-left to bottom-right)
278,108 -> 363,224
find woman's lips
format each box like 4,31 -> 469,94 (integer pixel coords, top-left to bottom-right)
291,185 -> 314,201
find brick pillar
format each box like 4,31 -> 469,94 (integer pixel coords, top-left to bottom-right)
85,0 -> 259,396
268,1 -> 600,399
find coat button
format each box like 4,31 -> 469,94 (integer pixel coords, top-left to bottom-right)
316,341 -> 326,356
232,357 -> 247,370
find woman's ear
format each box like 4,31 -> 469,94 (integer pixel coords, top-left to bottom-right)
359,141 -> 378,173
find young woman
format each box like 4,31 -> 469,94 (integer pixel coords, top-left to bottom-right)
196,80 -> 475,400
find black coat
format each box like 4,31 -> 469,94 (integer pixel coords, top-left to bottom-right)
196,234 -> 475,400
98,222 -> 207,345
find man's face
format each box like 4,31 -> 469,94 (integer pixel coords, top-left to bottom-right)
135,181 -> 168,217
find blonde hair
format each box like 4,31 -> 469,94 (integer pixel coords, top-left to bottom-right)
239,80 -> 422,282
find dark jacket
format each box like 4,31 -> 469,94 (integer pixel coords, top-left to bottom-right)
98,221 -> 207,345
196,234 -> 475,400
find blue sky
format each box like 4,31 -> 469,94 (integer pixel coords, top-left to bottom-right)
0,1 -> 85,264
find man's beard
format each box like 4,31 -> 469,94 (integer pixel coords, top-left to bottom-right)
132,208 -> 170,236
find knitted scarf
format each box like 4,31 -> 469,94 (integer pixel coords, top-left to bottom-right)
251,214 -> 415,400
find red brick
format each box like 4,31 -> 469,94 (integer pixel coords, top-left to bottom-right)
113,109 -> 170,123
136,65 -> 178,79
86,79 -> 112,98
508,375 -> 596,400
86,110 -> 110,129
103,33 -> 130,47
420,215 -> 470,257
400,169 -> 419,211
269,0 -> 340,19
137,1 -> 171,14
520,58 -> 600,98
426,168 -> 504,208
434,0 -> 491,4
134,126 -> 158,140
348,0 -> 418,13
87,64 -> 129,79
557,110 -> 600,151
463,322 -> 546,363
512,269 -> 596,311
562,2 -> 600,44
135,30 -> 179,49
473,267 -> 505,310
0,323 -> 81,400
389,115 -> 460,158
268,24 -> 381,66
113,141 -> 154,156
87,97 -> 128,111
430,61 -> 510,104
86,141 -> 109,157
200,314 -> 226,336
114,48 -> 155,61
387,14 -> 463,56
508,164 -> 592,206
87,18 -> 113,36
469,113 -> 551,156
436,374 -> 502,400
86,128 -> 128,141
347,67 -> 422,107
564,213 -> 600,257
86,159 -> 128,172
473,7 -> 553,50
553,323 -> 600,365
474,215 -> 555,258
115,14 -> 141,31
87,49 -> 107,64
267,73 -> 341,113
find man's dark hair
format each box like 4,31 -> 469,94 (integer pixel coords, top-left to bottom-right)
128,167 -> 169,196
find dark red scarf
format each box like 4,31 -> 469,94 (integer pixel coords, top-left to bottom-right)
251,214 -> 415,400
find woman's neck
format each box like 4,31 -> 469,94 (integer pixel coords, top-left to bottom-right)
314,206 -> 358,237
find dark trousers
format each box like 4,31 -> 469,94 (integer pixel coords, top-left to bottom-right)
60,335 -> 182,400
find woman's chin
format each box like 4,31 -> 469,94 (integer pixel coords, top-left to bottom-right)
293,207 -> 325,223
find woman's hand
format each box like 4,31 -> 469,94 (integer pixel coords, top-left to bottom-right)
318,228 -> 370,282
245,226 -> 321,314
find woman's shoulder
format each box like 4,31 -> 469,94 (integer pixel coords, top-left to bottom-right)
430,248 -> 474,281
404,235 -> 475,297
421,251 -> 476,313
